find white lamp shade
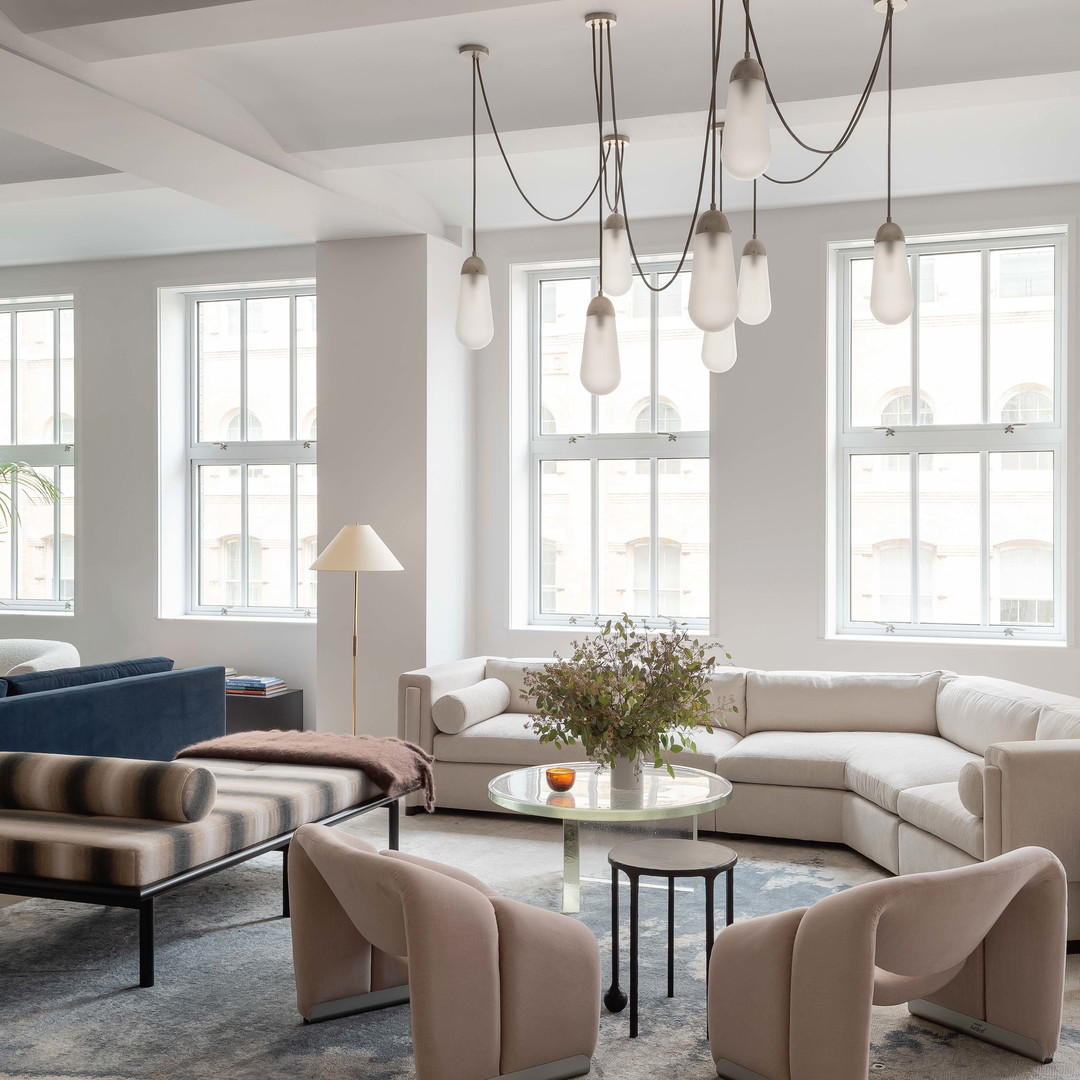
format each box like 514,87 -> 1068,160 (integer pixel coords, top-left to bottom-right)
601,214 -> 633,297
580,293 -> 621,395
688,211 -> 739,333
701,325 -> 737,373
737,240 -> 772,325
455,257 -> 494,350
310,524 -> 403,572
870,222 -> 915,326
721,61 -> 771,181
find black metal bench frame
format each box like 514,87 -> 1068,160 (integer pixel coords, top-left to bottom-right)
0,791 -> 402,988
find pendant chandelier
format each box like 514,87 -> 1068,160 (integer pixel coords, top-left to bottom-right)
455,0 -> 914,393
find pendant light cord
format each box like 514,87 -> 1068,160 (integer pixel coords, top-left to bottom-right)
607,0 -> 724,293
710,0 -> 718,210
594,25 -> 605,292
471,55 -> 478,256
752,179 -> 757,239
886,14 -> 893,222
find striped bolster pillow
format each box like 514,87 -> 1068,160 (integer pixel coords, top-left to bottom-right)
0,752 -> 217,822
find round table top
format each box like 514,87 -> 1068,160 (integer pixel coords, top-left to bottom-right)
487,762 -> 733,823
608,837 -> 738,875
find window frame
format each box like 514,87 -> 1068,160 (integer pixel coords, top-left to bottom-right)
0,295 -> 75,613
185,284 -> 316,619
832,228 -> 1067,642
526,261 -> 709,630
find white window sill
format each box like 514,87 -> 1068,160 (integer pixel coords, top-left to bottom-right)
160,614 -> 318,626
0,608 -> 74,617
828,632 -> 1068,648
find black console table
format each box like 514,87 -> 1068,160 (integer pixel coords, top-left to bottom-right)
225,688 -> 304,733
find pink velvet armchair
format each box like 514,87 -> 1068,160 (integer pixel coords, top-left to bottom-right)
289,823 -> 600,1080
707,846 -> 1067,1080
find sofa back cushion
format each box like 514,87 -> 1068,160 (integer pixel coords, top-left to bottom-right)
745,670 -> 942,736
4,656 -> 174,697
933,675 -> 1073,754
485,658 -> 554,714
709,667 -> 748,736
0,751 -> 216,822
1036,705 -> 1080,741
431,678 -> 512,734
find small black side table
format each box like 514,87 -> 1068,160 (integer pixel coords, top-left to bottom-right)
605,838 -> 737,1038
225,688 -> 304,734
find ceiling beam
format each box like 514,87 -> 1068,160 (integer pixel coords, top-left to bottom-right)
0,45 -> 445,239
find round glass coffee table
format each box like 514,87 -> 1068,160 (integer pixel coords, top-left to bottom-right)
488,762 -> 733,913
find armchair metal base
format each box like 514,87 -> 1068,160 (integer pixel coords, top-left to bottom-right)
908,999 -> 1053,1064
305,983 -> 411,1023
715,1060 -> 770,1080
488,1055 -> 592,1080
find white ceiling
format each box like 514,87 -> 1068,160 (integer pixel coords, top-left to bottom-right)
0,0 -> 1075,264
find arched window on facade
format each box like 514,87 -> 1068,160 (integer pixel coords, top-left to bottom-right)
999,388 -> 1053,470
880,392 -> 933,428
634,402 -> 681,475
994,542 -> 1053,625
223,536 -> 263,607
225,410 -> 263,441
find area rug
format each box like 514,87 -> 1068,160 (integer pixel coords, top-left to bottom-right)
1,810 -> 1077,1079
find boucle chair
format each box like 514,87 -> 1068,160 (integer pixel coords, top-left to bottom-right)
707,846 -> 1066,1080
289,823 -> 600,1080
0,638 -> 79,675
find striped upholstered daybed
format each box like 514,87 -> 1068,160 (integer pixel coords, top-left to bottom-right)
0,752 -> 410,987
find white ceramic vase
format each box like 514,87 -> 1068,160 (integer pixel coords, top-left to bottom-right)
610,752 -> 644,792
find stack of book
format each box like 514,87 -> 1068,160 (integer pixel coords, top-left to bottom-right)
226,674 -> 288,697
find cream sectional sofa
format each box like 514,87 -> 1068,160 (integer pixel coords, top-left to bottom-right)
399,659 -> 1080,936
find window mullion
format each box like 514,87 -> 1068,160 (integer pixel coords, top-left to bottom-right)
981,450 -> 990,629
650,457 -> 659,619
910,254 -> 921,431
240,298 -> 249,441
981,247 -> 990,425
290,462 -> 298,611
240,463 -> 250,608
52,465 -> 61,602
910,450 -> 919,627
590,457 -> 600,620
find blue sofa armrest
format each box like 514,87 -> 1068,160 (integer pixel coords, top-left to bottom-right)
0,666 -> 226,761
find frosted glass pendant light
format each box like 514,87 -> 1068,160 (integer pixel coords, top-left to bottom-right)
869,222 -> 913,325
737,237 -> 771,325
722,57 -> 770,181
701,324 -> 737,373
456,255 -> 495,349
602,213 -> 633,296
580,294 -> 621,395
688,209 -> 738,332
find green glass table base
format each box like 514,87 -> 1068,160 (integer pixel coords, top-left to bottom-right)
488,762 -> 733,913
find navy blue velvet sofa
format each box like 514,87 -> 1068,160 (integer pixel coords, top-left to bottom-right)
0,658 -> 225,761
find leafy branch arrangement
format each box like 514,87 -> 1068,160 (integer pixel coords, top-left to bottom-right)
521,614 -> 738,774
0,463 -> 60,532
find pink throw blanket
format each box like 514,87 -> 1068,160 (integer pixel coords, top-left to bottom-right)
177,730 -> 436,812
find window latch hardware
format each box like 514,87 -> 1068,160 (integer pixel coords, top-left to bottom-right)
64,600 -> 72,610
661,431 -> 678,442
303,609 -> 312,618
220,607 -> 229,615
1003,626 -> 1026,637
303,441 -> 312,449
873,426 -> 896,437
568,434 -> 588,444
218,442 -> 228,450
63,444 -> 72,453
1004,423 -> 1026,434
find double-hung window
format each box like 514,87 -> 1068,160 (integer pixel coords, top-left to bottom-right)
0,296 -> 75,611
529,263 -> 709,628
188,285 -> 317,617
834,229 -> 1067,640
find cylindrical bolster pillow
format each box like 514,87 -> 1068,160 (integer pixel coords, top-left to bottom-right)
431,678 -> 512,734
957,760 -> 984,818
0,752 -> 217,822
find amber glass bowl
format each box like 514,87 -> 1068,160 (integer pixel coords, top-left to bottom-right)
545,766 -> 577,792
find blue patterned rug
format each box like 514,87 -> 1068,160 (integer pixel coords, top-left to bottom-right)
1,811 -> 1077,1079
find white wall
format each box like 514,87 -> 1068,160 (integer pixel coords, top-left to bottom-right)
0,245 -> 320,725
315,234 -> 472,738
473,183 -> 1080,695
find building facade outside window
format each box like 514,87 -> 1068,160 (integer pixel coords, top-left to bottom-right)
528,263 -> 709,628
0,296 -> 75,611
187,285 -> 316,617
834,229 -> 1066,639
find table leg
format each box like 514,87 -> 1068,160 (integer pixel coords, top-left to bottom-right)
705,873 -> 716,1038
562,819 -> 580,913
667,877 -> 676,998
629,873 -> 640,1038
726,866 -> 734,927
604,867 -> 628,1012
692,815 -> 698,841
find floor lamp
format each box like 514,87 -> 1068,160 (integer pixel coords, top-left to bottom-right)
310,523 -> 403,737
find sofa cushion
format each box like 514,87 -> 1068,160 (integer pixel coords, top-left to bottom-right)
957,761 -> 984,817
0,751 -> 216,822
933,675 -> 1072,755
663,727 -> 741,772
844,735 -> 980,814
708,668 -> 748,736
0,760 -> 376,886
715,731 -> 912,789
896,782 -> 984,859
0,638 -> 80,676
431,679 -> 512,734
744,670 -> 942,736
1036,705 -> 1080,741
434,713 -> 585,766
485,658 -> 554,714
4,657 -> 175,697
